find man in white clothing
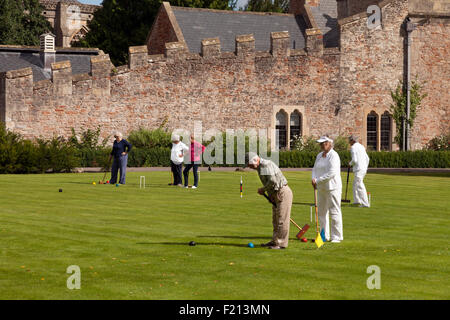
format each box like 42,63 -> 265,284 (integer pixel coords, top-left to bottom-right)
348,135 -> 370,208
312,136 -> 343,243
170,134 -> 189,187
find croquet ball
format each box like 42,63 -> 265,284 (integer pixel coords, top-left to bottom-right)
106,181 -> 109,184
301,238 -> 307,243
59,189 -> 62,192
92,182 -> 96,185
189,241 -> 196,246
311,239 -> 315,243
116,184 -> 119,187
248,242 -> 254,248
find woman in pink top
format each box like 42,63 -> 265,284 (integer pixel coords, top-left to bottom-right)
183,135 -> 206,189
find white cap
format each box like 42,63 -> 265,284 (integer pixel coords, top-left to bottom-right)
316,136 -> 333,143
171,134 -> 180,142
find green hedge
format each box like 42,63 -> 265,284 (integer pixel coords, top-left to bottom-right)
278,151 -> 449,168
123,149 -> 449,168
367,151 -> 450,168
1,121 -> 448,173
128,147 -> 171,167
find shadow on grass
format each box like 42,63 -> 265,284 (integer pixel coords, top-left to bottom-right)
197,235 -> 269,240
136,241 -> 249,248
198,235 -> 302,241
65,181 -> 169,188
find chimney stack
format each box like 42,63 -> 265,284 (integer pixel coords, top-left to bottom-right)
40,33 -> 56,72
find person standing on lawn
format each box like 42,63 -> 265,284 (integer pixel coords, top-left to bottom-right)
183,135 -> 205,189
348,135 -> 370,207
170,134 -> 189,187
312,135 -> 343,243
109,132 -> 132,185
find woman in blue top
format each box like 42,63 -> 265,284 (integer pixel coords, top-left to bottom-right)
109,132 -> 132,185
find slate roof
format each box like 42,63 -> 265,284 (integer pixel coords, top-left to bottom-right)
0,47 -> 99,82
309,0 -> 339,48
172,7 -> 309,53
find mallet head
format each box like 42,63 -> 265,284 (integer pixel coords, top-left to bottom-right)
296,224 -> 310,239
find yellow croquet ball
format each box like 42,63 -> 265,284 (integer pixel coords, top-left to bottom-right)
92,182 -> 96,185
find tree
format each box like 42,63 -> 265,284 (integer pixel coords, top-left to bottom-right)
75,0 -> 236,66
0,0 -> 52,46
243,0 -> 289,13
390,78 -> 427,150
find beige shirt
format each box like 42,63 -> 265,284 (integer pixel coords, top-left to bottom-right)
257,158 -> 288,197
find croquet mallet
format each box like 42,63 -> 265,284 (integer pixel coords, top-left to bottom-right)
99,158 -> 112,184
342,166 -> 351,203
262,193 -> 310,239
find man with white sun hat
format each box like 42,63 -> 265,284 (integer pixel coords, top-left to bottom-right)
311,135 -> 343,243
348,134 -> 370,207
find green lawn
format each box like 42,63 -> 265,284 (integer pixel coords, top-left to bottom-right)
0,170 -> 449,300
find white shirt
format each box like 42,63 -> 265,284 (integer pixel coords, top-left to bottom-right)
349,142 -> 370,173
171,142 -> 189,164
312,149 -> 342,191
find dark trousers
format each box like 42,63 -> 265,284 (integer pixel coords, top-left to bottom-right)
171,161 -> 183,185
183,163 -> 199,187
110,154 -> 128,184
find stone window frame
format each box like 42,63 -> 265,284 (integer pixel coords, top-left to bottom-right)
380,111 -> 393,151
362,108 -> 396,151
271,105 -> 308,151
289,110 -> 302,150
367,111 -> 379,151
275,109 -> 288,150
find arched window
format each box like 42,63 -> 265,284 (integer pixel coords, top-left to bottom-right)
367,111 -> 378,151
380,111 -> 392,151
289,111 -> 302,149
276,111 -> 287,150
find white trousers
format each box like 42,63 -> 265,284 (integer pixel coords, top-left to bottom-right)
317,188 -> 343,241
353,170 -> 369,207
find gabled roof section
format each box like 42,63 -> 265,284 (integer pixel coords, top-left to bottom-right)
171,7 -> 308,53
0,46 -> 99,82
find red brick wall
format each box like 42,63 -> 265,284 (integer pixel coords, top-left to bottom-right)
146,4 -> 181,55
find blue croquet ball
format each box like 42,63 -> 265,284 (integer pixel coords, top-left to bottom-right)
116,184 -> 119,187
248,242 -> 254,248
189,241 -> 196,246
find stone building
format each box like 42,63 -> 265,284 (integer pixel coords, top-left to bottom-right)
0,0 -> 448,151
39,0 -> 100,47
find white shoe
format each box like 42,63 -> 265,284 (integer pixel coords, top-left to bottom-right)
331,240 -> 341,243
192,186 -> 197,189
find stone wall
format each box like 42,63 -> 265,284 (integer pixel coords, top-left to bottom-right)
339,0 -> 409,150
339,0 -> 450,150
337,0 -> 384,19
410,18 -> 450,149
1,33 -> 340,148
1,0 -> 448,151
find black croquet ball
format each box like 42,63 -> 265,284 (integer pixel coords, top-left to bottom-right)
189,241 -> 196,246
59,189 -> 62,192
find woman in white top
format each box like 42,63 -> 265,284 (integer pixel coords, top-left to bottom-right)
312,136 -> 343,243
